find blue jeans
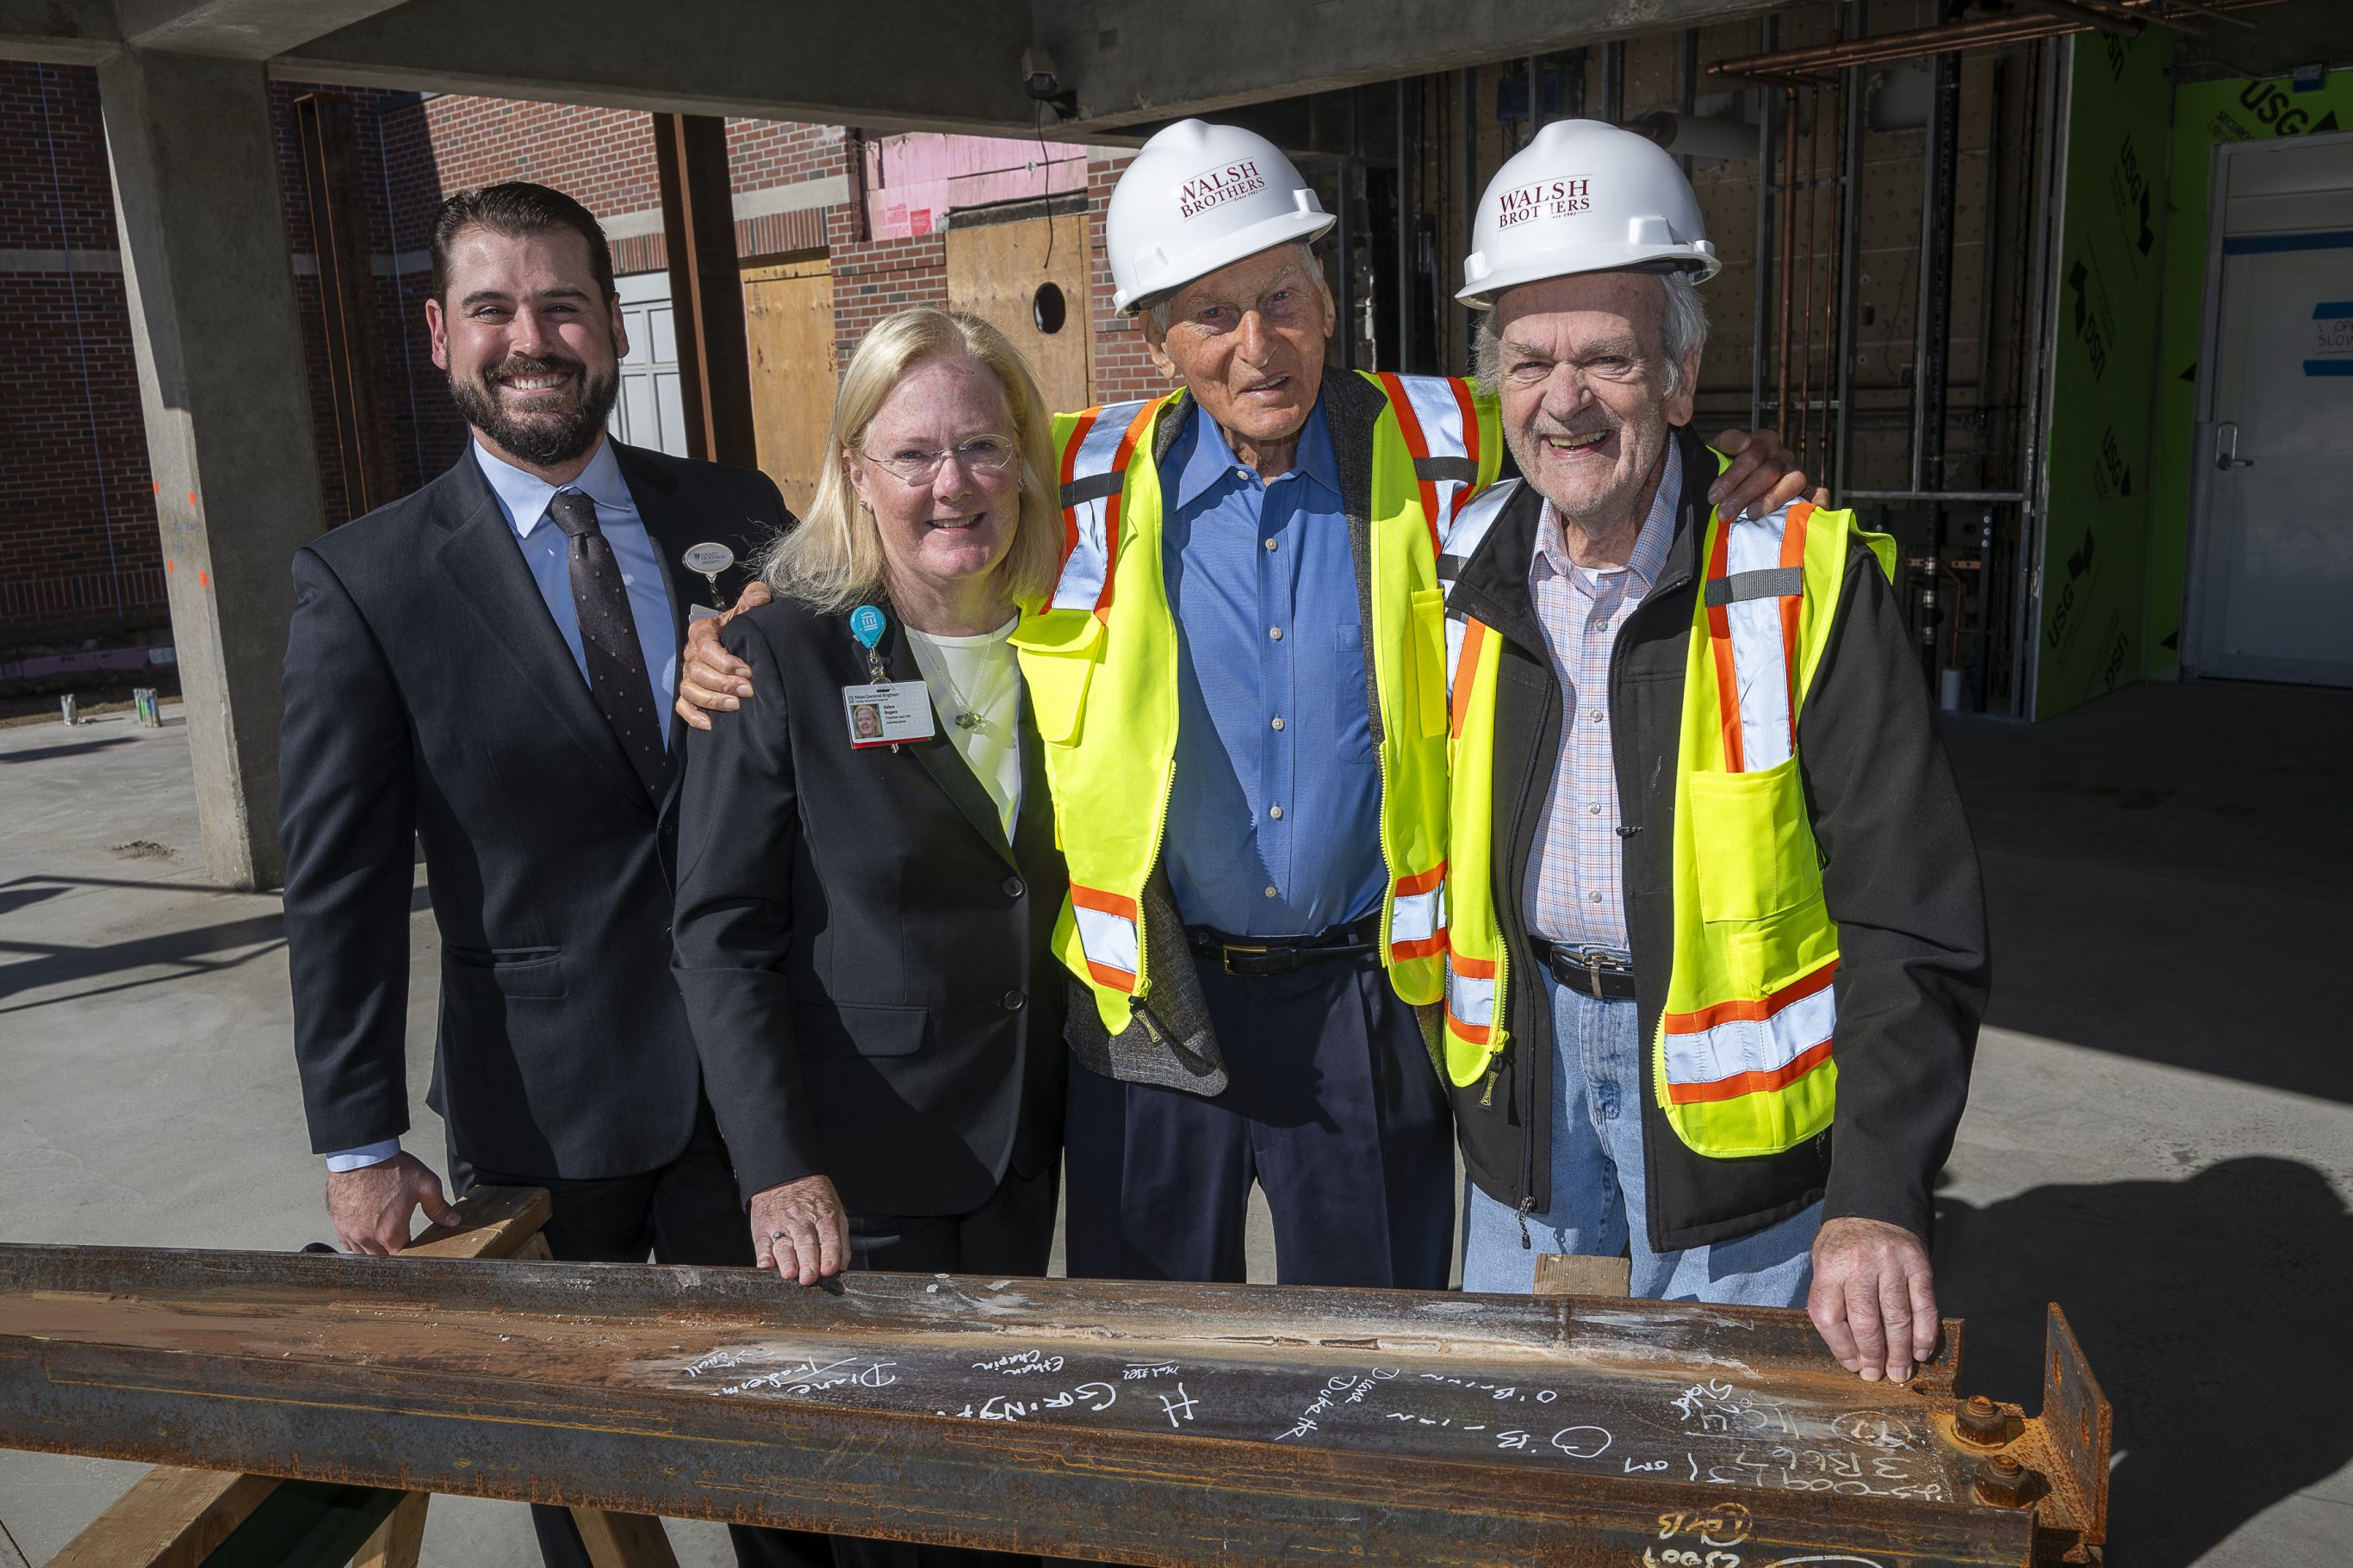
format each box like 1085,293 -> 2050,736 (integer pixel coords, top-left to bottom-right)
1461,971 -> 1821,1304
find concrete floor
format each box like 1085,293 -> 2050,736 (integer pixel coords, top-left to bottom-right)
0,679 -> 2347,1565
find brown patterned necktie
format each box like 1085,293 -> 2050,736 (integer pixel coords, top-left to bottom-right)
545,489 -> 667,795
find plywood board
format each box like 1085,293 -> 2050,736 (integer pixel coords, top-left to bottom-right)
742,256 -> 838,519
945,214 -> 1091,416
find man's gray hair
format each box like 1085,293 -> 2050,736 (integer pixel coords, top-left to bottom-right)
1473,269 -> 1710,400
1143,239 -> 1329,332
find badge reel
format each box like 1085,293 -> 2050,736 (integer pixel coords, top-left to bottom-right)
842,604 -> 934,753
681,542 -> 736,623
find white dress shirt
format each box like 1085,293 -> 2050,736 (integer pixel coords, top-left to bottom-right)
326,436 -> 680,1175
906,617 -> 1025,842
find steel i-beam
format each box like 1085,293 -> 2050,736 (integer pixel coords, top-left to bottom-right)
0,1246 -> 2108,1565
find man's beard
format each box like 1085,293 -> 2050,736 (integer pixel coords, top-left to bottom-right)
450,352 -> 620,468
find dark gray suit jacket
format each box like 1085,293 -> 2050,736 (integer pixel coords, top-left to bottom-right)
280,439 -> 783,1180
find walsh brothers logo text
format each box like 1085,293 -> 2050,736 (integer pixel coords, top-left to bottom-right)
1496,176 -> 1594,228
1178,160 -> 1267,220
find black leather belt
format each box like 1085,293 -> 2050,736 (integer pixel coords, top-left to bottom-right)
1188,914 -> 1382,977
1530,938 -> 1638,1001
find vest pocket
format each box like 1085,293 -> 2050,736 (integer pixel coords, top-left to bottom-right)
1686,758 -> 1816,922
1409,587 -> 1448,738
1014,613 -> 1103,746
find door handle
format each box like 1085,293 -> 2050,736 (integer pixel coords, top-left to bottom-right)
2214,421 -> 2256,471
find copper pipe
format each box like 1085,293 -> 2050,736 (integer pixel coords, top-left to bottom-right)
1708,0 -> 2284,78
1797,85 -> 1817,465
1775,86 -> 1796,441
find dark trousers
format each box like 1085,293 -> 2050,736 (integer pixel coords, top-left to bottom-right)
469,1102 -> 824,1568
1063,950 -> 1455,1289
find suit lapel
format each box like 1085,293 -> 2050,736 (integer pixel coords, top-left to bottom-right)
881,620 -> 1021,868
433,451 -> 651,813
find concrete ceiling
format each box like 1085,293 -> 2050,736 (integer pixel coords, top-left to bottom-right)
9,0 -> 2344,136
5,0 -> 1791,134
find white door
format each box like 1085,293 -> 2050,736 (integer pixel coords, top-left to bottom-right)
2189,132 -> 2353,686
610,271 -> 691,457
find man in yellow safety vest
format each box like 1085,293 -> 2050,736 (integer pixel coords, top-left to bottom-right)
677,121 -> 1806,1292
1440,120 -> 1987,1383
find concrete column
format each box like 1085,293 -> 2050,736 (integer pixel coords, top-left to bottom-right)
99,49 -> 326,889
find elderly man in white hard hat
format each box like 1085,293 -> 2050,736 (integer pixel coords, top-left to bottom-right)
1437,120 -> 1987,1380
1006,120 -> 1807,1292
678,120 -> 1804,1291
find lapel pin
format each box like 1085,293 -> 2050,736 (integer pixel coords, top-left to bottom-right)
681,542 -> 736,607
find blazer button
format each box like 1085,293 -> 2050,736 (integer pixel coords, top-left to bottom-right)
1002,876 -> 1025,898
1003,990 -> 1026,1011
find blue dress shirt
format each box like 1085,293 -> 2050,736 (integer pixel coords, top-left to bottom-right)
325,436 -> 679,1174
472,437 -> 679,746
1161,395 -> 1386,939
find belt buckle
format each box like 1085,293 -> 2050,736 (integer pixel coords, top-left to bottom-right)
1221,941 -> 1272,976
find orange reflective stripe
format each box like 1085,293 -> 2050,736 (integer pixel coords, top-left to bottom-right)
1704,517 -> 1743,772
1091,400 -> 1159,619
1447,376 -> 1481,474
1056,407 -> 1101,570
1448,950 -> 1498,981
1450,619 -> 1487,740
1376,370 -> 1443,557
1663,958 -> 1838,1035
1444,1009 -> 1493,1045
1666,1037 -> 1835,1106
1394,862 -> 1446,896
1779,501 -> 1813,728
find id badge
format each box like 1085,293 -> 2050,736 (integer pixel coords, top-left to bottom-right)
687,604 -> 725,623
843,682 -> 935,749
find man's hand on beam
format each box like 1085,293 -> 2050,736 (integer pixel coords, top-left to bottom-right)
326,1152 -> 458,1256
1807,1215 -> 1940,1384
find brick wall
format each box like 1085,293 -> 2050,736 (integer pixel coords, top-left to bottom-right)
0,62 -> 164,644
1083,152 -> 1158,406
0,71 -> 1141,654
826,197 -> 949,372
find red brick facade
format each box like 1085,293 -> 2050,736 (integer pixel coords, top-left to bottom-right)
0,63 -> 164,641
0,73 -> 1151,654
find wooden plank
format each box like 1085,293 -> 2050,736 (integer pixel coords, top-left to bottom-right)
742,255 -> 836,518
1530,1252 -> 1632,1298
945,214 -> 1092,414
350,1490 -> 426,1568
43,1469 -> 278,1568
571,1509 -> 682,1568
40,1188 -> 551,1568
401,1185 -> 553,1260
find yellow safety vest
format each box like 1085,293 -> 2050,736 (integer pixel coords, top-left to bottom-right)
1442,475 -> 1897,1157
1013,372 -> 1504,1034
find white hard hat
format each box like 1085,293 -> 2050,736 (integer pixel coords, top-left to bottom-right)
1457,118 -> 1721,311
1105,119 -> 1335,315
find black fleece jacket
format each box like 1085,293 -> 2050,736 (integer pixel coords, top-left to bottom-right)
1444,425 -> 1989,1253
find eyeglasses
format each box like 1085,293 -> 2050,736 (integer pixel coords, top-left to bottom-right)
860,436 -> 1019,487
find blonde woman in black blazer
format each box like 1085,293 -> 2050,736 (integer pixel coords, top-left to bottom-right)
672,309 -> 1068,1300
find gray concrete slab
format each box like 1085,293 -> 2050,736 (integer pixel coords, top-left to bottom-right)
1,678 -> 2347,1565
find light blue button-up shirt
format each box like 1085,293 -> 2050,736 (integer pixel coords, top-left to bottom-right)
472,436 -> 678,745
1161,395 -> 1386,939
324,436 -> 679,1174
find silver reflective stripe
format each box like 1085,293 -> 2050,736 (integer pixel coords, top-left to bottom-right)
1059,471 -> 1122,508
1413,455 -> 1478,485
1703,566 -> 1804,607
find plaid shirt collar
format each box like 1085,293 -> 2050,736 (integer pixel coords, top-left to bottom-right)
1529,440 -> 1681,598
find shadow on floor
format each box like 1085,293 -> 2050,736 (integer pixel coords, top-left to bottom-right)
0,737 -> 137,766
1934,1156 -> 2353,1566
1945,680 -> 2353,1104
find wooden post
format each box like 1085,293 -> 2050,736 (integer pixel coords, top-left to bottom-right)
650,113 -> 756,467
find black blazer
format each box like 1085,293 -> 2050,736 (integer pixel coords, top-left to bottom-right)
671,598 -> 1065,1217
279,440 -> 782,1180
